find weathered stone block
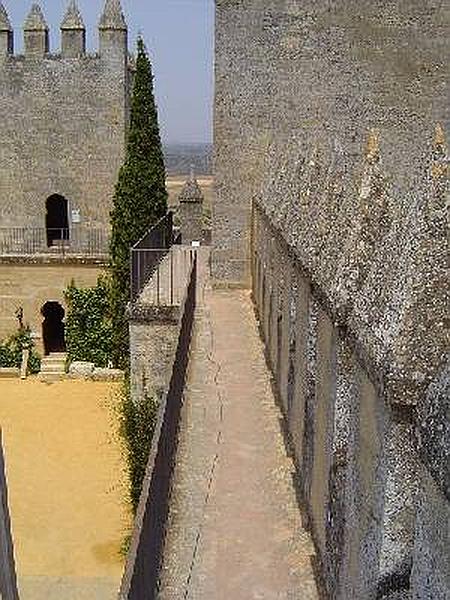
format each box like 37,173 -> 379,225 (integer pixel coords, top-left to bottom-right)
0,367 -> 19,378
91,368 -> 124,382
68,361 -> 95,377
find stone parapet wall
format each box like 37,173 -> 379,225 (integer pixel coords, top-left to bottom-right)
129,316 -> 179,406
252,204 -> 449,599
129,248 -> 198,405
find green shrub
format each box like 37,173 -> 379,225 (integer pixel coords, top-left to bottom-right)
0,344 -> 14,367
0,326 -> 41,374
118,378 -> 159,513
110,38 -> 168,369
64,276 -> 113,368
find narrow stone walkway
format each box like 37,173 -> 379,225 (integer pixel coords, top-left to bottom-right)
158,270 -> 319,598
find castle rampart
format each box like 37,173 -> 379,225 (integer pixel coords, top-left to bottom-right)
214,1 -> 449,597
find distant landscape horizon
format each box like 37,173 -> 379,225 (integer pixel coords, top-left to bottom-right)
163,142 -> 213,177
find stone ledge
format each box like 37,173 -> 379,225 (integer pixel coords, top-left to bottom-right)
90,368 -> 124,382
212,279 -> 249,290
67,361 -> 125,382
128,303 -> 180,324
0,367 -> 19,378
0,255 -> 108,266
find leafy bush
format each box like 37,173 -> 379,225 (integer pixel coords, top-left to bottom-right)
0,326 -> 41,374
64,276 -> 113,368
118,378 -> 158,513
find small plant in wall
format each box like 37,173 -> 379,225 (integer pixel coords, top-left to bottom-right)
118,377 -> 158,513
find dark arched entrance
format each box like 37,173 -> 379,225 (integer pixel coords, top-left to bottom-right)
42,302 -> 66,355
46,195 -> 69,247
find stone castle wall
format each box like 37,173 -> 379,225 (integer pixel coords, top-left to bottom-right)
0,260 -> 105,353
252,204 -> 448,599
0,22 -> 131,230
214,1 -> 449,597
0,2 -> 131,350
213,0 -> 449,284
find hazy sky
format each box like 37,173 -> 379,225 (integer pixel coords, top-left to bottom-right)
5,0 -> 214,144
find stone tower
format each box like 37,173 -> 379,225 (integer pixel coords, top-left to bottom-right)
0,0 -> 132,346
178,173 -> 204,245
0,0 -> 131,235
212,0 -> 449,285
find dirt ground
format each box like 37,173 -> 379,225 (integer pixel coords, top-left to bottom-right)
0,379 -> 131,597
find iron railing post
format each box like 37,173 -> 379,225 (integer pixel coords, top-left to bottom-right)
170,249 -> 174,306
128,212 -> 175,302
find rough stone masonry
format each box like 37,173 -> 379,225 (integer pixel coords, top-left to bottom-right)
0,0 -> 132,345
213,1 -> 449,598
0,0 -> 131,230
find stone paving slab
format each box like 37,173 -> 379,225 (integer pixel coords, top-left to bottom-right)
158,262 -> 319,599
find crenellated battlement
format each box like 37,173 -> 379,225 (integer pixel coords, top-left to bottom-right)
0,0 -> 132,238
0,2 -> 13,55
0,0 -> 128,62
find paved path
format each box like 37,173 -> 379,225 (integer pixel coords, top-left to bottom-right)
158,268 -> 319,599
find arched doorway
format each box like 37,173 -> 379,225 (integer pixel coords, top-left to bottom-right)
46,195 -> 69,247
41,302 -> 66,355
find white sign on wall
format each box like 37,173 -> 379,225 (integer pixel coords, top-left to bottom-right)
71,209 -> 81,224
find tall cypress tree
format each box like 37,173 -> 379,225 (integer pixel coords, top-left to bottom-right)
110,37 -> 167,368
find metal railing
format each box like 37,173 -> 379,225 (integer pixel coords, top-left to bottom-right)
137,246 -> 196,307
0,227 -> 109,257
119,253 -> 197,600
130,212 -> 175,301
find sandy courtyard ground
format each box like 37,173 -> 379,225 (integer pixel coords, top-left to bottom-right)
0,379 -> 131,599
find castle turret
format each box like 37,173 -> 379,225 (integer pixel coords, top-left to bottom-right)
179,171 -> 204,245
99,0 -> 127,60
61,0 -> 85,58
24,4 -> 49,56
0,3 -> 13,57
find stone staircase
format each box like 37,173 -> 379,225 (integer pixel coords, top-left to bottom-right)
38,353 -> 67,382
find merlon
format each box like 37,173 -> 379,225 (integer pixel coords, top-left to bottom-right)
99,0 -> 127,31
61,0 -> 85,31
24,4 -> 48,31
0,3 -> 12,32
